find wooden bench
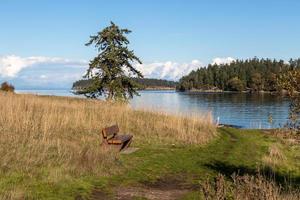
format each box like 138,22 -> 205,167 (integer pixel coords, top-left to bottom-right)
101,125 -> 133,151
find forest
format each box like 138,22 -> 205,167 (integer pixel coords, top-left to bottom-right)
131,78 -> 177,89
72,78 -> 177,91
177,58 -> 300,92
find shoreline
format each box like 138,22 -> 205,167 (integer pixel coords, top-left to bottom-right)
179,89 -> 281,94
138,87 -> 175,91
12,92 -> 283,131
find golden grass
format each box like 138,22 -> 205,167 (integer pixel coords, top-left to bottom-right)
0,92 -> 215,177
263,144 -> 287,168
201,173 -> 300,200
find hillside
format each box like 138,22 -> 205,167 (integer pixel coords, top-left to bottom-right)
177,58 -> 300,92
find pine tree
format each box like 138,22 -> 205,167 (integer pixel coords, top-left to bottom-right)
78,22 -> 143,100
177,57 -> 296,92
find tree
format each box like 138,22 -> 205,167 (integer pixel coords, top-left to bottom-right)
177,57 -> 294,92
250,72 -> 263,91
264,72 -> 277,91
277,69 -> 300,131
0,82 -> 14,92
227,77 -> 244,92
77,22 -> 143,100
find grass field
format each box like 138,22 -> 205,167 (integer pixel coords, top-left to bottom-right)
0,92 -> 299,199
0,92 -> 215,199
99,128 -> 300,199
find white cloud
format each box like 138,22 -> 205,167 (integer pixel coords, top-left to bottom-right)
135,59 -> 203,80
0,54 -> 238,89
39,75 -> 47,79
211,57 -> 235,65
0,55 -> 87,77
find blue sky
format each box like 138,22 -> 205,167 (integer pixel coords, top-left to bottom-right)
0,0 -> 300,89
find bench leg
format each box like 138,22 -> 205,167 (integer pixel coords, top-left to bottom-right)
120,137 -> 132,151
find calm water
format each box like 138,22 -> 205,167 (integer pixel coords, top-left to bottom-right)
16,89 -> 290,129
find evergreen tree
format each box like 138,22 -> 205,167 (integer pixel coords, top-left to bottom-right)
77,22 -> 143,100
250,72 -> 263,91
177,57 -> 296,92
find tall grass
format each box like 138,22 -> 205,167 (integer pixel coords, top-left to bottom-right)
201,173 -> 300,200
0,92 -> 215,185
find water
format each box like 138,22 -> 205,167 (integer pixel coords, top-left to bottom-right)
16,89 -> 290,129
17,89 -> 79,97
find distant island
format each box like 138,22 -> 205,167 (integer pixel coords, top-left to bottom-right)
72,78 -> 178,91
177,57 -> 300,93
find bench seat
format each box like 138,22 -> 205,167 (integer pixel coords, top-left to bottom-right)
107,134 -> 133,144
101,125 -> 133,151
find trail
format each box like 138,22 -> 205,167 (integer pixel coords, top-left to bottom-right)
88,128 -> 270,200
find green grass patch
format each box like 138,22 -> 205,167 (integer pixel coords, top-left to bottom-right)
1,128 -> 300,199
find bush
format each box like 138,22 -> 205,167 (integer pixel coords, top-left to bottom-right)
200,173 -> 300,200
277,69 -> 300,132
0,82 -> 15,92
227,77 -> 244,92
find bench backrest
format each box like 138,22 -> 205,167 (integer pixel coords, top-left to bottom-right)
102,125 -> 119,140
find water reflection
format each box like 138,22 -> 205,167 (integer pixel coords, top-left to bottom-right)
130,91 -> 290,129
17,89 -> 290,129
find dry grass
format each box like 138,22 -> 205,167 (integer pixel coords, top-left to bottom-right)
263,144 -> 287,167
0,92 -> 215,198
200,173 -> 300,200
0,92 -> 215,176
265,129 -> 300,145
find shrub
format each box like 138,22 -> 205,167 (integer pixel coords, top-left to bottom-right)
0,82 -> 15,92
200,173 -> 300,200
227,77 -> 244,92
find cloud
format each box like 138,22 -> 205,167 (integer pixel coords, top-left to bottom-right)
39,75 -> 47,79
211,57 -> 235,65
0,55 -> 237,89
135,59 -> 203,80
0,55 -> 87,77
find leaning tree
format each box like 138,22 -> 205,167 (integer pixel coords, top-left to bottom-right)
77,22 -> 143,101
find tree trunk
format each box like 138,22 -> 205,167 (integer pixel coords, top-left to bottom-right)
107,90 -> 114,101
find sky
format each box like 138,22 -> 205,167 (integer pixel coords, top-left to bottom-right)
0,0 -> 300,89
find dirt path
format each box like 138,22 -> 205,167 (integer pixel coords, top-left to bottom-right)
90,174 -> 197,200
114,186 -> 189,200
90,186 -> 190,200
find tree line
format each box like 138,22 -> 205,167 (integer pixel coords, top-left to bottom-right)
73,78 -> 177,91
131,78 -> 177,89
177,58 -> 300,92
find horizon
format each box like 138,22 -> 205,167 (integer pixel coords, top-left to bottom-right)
1,0 -> 300,89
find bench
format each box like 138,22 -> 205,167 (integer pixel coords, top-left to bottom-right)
101,125 -> 133,151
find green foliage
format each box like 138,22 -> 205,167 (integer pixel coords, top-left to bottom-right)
77,22 -> 143,100
72,78 -> 177,91
0,82 -> 15,92
131,78 -> 177,89
277,70 -> 300,96
277,69 -> 300,131
178,58 -> 300,92
227,77 -> 244,91
250,72 -> 263,91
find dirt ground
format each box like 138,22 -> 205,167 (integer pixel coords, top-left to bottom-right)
89,175 -> 198,200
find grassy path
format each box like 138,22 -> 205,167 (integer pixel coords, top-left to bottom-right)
4,127 -> 297,199
86,128 -> 300,199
